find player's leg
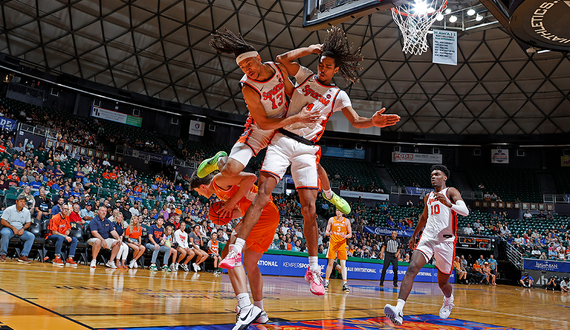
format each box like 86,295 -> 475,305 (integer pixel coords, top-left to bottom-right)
317,164 -> 351,214
242,249 -> 269,323
298,187 -> 324,295
337,242 -> 349,292
433,241 -> 455,319
218,143 -> 250,177
325,256 -> 335,290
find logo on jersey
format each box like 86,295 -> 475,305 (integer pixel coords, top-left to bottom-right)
301,85 -> 331,106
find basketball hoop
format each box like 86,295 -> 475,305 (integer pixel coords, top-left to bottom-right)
391,0 -> 448,55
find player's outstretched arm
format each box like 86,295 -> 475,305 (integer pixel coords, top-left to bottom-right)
341,106 -> 400,129
276,44 -> 322,77
242,85 -> 318,130
434,188 -> 469,216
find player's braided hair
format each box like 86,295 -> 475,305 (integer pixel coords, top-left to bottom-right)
430,165 -> 450,178
209,29 -> 256,57
321,26 -> 363,84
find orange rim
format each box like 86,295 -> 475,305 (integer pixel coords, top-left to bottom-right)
392,0 -> 448,17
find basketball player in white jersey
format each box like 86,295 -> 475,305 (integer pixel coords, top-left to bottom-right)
384,165 -> 469,325
198,29 -> 351,215
220,27 -> 400,296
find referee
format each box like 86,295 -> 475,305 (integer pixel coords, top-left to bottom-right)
380,231 -> 401,288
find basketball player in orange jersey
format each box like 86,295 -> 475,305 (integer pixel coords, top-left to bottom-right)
197,29 -> 352,215
324,208 -> 352,293
190,170 -> 279,330
384,165 -> 469,325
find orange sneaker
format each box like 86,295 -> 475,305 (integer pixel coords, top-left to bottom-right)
53,256 -> 64,267
65,258 -> 77,268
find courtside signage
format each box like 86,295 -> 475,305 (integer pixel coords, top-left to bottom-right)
91,105 -> 142,127
392,151 -> 442,164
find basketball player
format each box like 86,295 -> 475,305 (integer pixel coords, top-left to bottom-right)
325,208 -> 352,292
220,27 -> 400,296
190,170 -> 279,329
384,165 -> 469,325
197,29 -> 352,215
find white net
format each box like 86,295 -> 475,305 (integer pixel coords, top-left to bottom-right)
391,0 -> 448,55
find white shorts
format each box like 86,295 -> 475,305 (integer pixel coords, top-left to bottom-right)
261,133 -> 321,189
231,126 -> 275,166
415,236 -> 455,274
87,237 -> 118,250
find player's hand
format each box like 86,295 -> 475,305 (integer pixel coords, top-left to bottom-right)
308,44 -> 323,54
434,192 -> 452,207
220,201 -> 237,219
408,236 -> 417,249
372,108 -> 400,128
296,105 -> 320,124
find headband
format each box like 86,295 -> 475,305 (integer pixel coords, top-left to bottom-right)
236,51 -> 259,65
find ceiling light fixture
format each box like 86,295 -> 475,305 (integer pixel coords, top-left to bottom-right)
445,8 -> 451,14
476,14 -> 483,21
449,15 -> 457,23
467,8 -> 476,16
435,12 -> 444,21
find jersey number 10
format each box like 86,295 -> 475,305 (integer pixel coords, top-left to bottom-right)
430,204 -> 440,215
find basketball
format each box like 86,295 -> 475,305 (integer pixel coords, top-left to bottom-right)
208,201 -> 232,225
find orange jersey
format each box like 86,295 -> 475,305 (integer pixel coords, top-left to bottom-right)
212,177 -> 270,215
209,239 -> 219,254
330,216 -> 348,244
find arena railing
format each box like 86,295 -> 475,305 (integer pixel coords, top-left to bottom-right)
505,242 -> 523,270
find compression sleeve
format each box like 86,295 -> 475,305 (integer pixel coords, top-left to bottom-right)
451,200 -> 469,216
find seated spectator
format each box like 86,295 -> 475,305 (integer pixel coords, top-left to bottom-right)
111,212 -> 129,269
189,224 -> 208,272
173,221 -> 195,272
0,174 -> 8,191
13,155 -> 25,170
162,225 -> 178,271
69,204 -> 84,225
537,211 -> 546,218
463,224 -> 474,235
87,205 -> 121,269
34,187 -> 52,221
548,246 -> 558,259
0,194 -> 34,263
80,203 -> 95,223
453,256 -> 467,284
482,261 -> 496,285
539,251 -> 547,260
46,205 -> 78,267
125,215 -> 146,269
145,216 -> 172,271
531,246 -> 541,258
523,210 -> 532,220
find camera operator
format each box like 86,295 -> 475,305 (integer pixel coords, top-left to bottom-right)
519,272 -> 534,288
546,276 -> 560,291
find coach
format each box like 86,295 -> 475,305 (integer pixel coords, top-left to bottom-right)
380,231 -> 401,288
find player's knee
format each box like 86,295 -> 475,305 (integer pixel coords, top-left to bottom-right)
300,203 -> 315,218
221,159 -> 243,177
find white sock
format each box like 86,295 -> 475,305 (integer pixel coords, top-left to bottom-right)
396,299 -> 406,311
309,256 -> 319,272
233,239 -> 246,254
254,300 -> 263,310
324,189 -> 333,199
237,293 -> 250,309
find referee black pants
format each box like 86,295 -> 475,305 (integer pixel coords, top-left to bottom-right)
380,252 -> 398,285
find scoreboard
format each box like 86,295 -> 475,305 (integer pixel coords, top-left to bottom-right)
457,236 -> 493,251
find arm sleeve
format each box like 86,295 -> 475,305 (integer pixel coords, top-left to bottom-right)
451,200 -> 469,216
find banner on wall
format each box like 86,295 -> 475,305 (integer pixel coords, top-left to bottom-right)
339,190 -> 389,201
321,146 -> 365,159
124,148 -> 173,165
491,149 -> 509,164
392,152 -> 442,164
433,30 -> 458,66
364,226 -> 414,237
91,106 -> 142,127
523,258 -> 570,273
405,186 -> 434,196
189,120 -> 205,136
561,156 -> 570,167
0,116 -> 18,131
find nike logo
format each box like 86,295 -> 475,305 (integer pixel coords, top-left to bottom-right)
239,308 -> 253,322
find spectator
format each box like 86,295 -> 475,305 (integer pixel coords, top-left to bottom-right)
207,232 -> 222,275
0,194 -> 34,263
189,224 -> 208,272
463,224 -> 474,235
87,205 -> 121,269
482,261 -> 496,285
537,211 -> 546,218
162,225 -> 178,271
406,199 -> 413,207
173,221 -> 195,272
125,215 -> 146,269
46,204 -> 78,267
111,212 -> 129,269
69,204 -> 84,225
80,203 -> 95,223
145,216 -> 171,272
22,186 -> 35,212
523,210 -> 532,220
34,186 -> 52,221
453,256 -> 467,284
520,272 -> 534,287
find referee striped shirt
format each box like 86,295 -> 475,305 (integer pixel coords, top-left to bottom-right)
385,239 -> 399,254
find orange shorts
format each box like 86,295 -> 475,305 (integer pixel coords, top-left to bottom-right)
244,201 -> 280,254
327,240 -> 347,260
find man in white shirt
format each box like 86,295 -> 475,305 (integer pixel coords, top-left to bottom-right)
0,194 -> 34,263
463,224 -> 474,235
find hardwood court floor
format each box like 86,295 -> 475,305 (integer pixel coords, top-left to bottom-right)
0,261 -> 568,330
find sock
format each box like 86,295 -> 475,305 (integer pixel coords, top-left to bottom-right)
343,280 -> 347,284
324,189 -> 333,199
254,300 -> 263,310
396,299 -> 406,311
233,239 -> 246,254
237,293 -> 250,309
309,256 -> 319,272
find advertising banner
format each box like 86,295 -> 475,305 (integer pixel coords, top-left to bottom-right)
392,151 -> 442,164
561,156 -> 570,167
255,252 -> 452,283
321,146 -> 365,160
433,30 -> 458,66
523,258 -> 570,273
364,226 -> 414,237
491,149 -> 509,164
526,269 -> 569,287
124,148 -> 173,165
339,190 -> 389,201
0,116 -> 18,131
91,106 -> 142,127
189,120 -> 205,136
405,186 -> 434,196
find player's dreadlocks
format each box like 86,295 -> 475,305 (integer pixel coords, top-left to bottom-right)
321,26 -> 363,84
209,29 -> 256,57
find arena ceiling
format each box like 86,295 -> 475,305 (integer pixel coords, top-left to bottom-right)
0,0 -> 569,135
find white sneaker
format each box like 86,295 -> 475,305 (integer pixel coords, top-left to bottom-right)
384,304 -> 403,325
439,295 -> 454,319
128,260 -> 136,269
197,263 -> 202,271
170,263 -> 177,272
134,260 -> 139,268
256,310 -> 269,324
233,305 -> 262,330
193,263 -> 199,272
90,259 -> 97,268
105,261 -> 117,269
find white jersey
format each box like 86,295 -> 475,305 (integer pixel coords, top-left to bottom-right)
283,66 -> 352,142
240,61 -> 288,132
423,188 -> 458,241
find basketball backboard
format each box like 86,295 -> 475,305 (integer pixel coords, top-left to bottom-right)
303,0 -> 394,31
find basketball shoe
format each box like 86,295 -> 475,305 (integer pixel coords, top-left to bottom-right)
342,283 -> 350,293
233,305 -> 262,330
384,304 -> 403,325
197,151 -> 227,178
324,280 -> 329,291
439,295 -> 454,319
322,191 -> 351,214
220,246 -> 242,269
235,306 -> 269,324
304,267 -> 325,295
53,256 -> 64,267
